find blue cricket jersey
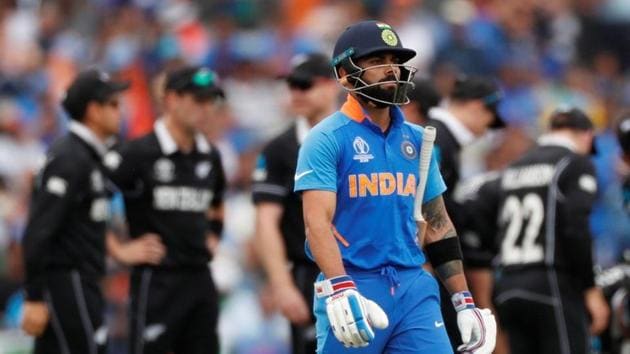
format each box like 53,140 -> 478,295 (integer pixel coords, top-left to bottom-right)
294,95 -> 447,270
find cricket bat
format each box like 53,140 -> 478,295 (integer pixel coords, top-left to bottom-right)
414,126 -> 437,246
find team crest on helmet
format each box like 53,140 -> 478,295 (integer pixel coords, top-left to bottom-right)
381,29 -> 398,46
352,136 -> 374,163
401,140 -> 417,159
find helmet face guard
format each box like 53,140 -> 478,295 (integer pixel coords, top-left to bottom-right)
334,55 -> 418,106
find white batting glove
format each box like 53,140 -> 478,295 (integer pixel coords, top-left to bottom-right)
451,291 -> 497,354
314,275 -> 388,347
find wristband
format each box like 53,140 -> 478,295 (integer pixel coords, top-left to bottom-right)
425,236 -> 463,267
451,291 -> 475,312
314,275 -> 356,298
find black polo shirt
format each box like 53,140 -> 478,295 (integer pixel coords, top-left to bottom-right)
493,135 -> 597,290
105,121 -> 226,268
22,122 -> 111,300
252,120 -> 313,265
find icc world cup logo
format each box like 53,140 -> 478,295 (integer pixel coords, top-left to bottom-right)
352,137 -> 374,163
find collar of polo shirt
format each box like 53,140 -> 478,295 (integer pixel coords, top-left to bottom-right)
154,119 -> 210,155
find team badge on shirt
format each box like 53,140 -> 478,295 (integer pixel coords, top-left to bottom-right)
154,158 -> 175,182
401,140 -> 417,160
195,161 -> 212,179
352,136 -> 374,163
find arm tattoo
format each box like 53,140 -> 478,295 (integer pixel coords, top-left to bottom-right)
423,196 -> 457,239
435,260 -> 463,281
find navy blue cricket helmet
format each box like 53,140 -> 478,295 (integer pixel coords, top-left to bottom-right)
331,20 -> 417,106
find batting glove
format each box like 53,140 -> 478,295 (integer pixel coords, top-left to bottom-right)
451,291 -> 497,354
314,275 -> 389,348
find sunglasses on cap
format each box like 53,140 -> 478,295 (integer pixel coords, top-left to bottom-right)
288,78 -> 315,91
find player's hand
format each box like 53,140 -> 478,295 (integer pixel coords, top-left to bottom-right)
117,233 -> 166,265
585,287 -> 610,335
274,282 -> 310,325
452,291 -> 497,354
315,275 -> 388,348
206,234 -> 220,256
21,301 -> 49,337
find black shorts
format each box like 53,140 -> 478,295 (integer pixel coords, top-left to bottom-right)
494,269 -> 589,354
290,262 -> 320,354
35,270 -> 106,354
129,267 -> 219,354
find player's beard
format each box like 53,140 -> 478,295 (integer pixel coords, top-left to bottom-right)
361,75 -> 402,108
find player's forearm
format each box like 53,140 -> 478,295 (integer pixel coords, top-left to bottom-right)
423,196 -> 469,294
255,225 -> 294,287
305,221 -> 345,278
302,191 -> 344,278
106,232 -> 125,263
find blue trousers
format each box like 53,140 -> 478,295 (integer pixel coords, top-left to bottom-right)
314,266 -> 453,354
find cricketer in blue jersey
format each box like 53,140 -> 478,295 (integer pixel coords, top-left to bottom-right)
294,20 -> 497,354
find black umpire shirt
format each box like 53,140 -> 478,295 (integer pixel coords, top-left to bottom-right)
105,120 -> 226,268
23,121 -> 111,301
252,118 -> 313,265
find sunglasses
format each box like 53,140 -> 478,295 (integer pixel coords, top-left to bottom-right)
288,78 -> 314,91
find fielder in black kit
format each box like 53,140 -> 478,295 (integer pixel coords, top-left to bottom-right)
105,67 -> 226,354
252,53 -> 337,354
21,70 -> 129,354
465,108 -> 610,354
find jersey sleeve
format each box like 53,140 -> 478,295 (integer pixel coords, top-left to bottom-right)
103,142 -> 140,193
22,155 -> 86,300
294,129 -> 339,193
455,173 -> 501,268
422,142 -> 447,203
252,144 -> 289,204
558,155 -> 598,290
211,149 -> 226,208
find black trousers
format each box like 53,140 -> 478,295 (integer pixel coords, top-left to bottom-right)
129,267 -> 219,354
494,269 -> 589,354
290,263 -> 320,354
35,270 -> 106,354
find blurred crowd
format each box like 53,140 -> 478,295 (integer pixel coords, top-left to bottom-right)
0,0 -> 628,353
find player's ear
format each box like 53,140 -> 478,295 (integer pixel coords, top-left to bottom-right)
337,67 -> 352,88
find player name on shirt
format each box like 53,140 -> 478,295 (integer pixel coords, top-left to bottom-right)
348,172 -> 416,198
501,164 -> 555,191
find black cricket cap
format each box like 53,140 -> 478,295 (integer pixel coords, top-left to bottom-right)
616,113 -> 630,155
549,107 -> 594,131
164,66 -> 225,101
286,53 -> 333,82
549,107 -> 597,154
282,53 -> 334,90
451,76 -> 505,128
62,69 -> 130,121
332,20 -> 416,67
407,78 -> 441,118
